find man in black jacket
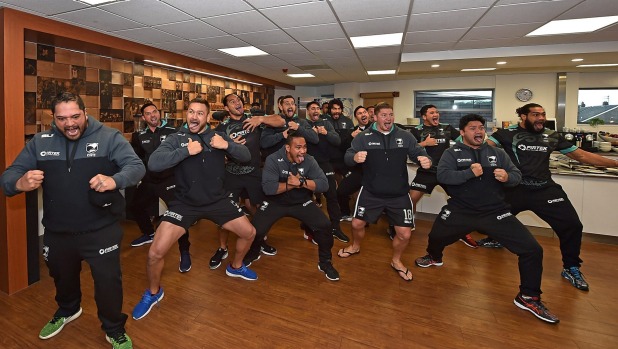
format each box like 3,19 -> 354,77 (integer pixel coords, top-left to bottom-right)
129,102 -> 192,273
415,114 -> 559,324
132,98 -> 257,321
244,132 -> 340,281
1,92 -> 144,347
338,103 -> 431,282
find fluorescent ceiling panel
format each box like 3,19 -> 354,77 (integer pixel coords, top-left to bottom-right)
287,73 -> 315,78
350,33 -> 403,48
218,46 -> 268,57
527,16 -> 618,36
77,0 -> 117,4
367,70 -> 396,75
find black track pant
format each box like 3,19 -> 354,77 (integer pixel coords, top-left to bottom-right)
318,161 -> 342,229
249,200 -> 333,263
426,206 -> 544,297
44,222 -> 128,335
505,184 -> 583,269
336,169 -> 362,216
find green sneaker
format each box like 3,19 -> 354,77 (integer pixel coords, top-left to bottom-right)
106,332 -> 133,349
39,307 -> 83,339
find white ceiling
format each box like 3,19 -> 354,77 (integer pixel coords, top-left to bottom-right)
2,0 -> 618,87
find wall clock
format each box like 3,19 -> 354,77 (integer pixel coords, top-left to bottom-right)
515,88 -> 533,102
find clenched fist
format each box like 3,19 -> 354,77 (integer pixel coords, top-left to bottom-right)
16,170 -> 44,192
210,133 -> 229,150
187,138 -> 203,155
470,163 -> 483,177
354,151 -> 367,163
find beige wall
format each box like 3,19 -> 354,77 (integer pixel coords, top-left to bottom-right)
279,71 -> 618,129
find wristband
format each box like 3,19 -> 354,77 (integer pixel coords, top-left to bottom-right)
298,177 -> 306,187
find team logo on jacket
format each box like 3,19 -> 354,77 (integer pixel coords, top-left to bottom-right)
86,143 -> 98,157
40,151 -> 60,157
298,168 -> 305,176
42,245 -> 49,261
487,155 -> 497,167
396,138 -> 403,147
440,208 -> 451,220
260,201 -> 269,211
160,135 -> 167,142
357,206 -> 366,217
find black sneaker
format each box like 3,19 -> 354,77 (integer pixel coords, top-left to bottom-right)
386,225 -> 396,240
243,252 -> 261,267
209,248 -> 228,270
260,241 -> 277,256
318,261 -> 340,281
414,254 -> 443,268
476,237 -> 503,248
513,293 -> 560,324
332,228 -> 349,243
561,266 -> 589,291
179,251 -> 192,273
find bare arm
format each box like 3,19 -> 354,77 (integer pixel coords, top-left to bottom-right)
566,148 -> 618,167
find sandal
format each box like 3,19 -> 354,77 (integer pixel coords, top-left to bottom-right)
391,263 -> 413,281
337,248 -> 360,258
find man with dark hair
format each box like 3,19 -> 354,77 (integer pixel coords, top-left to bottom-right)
128,102 -> 193,272
1,92 -> 145,348
338,103 -> 431,282
260,95 -> 319,159
415,114 -> 559,324
487,103 -> 618,291
321,102 -> 330,118
243,132 -> 340,281
326,98 -> 355,176
250,101 -> 265,116
208,93 -> 285,269
387,105 -> 470,244
366,105 -> 376,123
337,106 -> 372,221
132,98 -> 257,321
304,101 -> 349,242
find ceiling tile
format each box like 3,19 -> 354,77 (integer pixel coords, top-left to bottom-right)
557,0 -> 618,19
1,0 -> 86,15
476,0 -> 581,26
462,23 -> 546,41
412,0 -> 494,14
52,8 -> 143,32
193,36 -> 249,50
342,16 -> 408,37
151,40 -> 208,53
245,0 -> 313,9
235,30 -> 295,46
154,20 -> 226,40
204,10 -> 278,34
259,42 -> 309,55
110,27 -> 181,44
261,1 -> 336,28
408,8 -> 487,32
454,38 -> 517,50
300,38 -> 352,51
161,0 -> 252,18
330,0 -> 411,22
313,48 -> 357,59
283,23 -> 346,41
402,42 -> 457,53
100,0 -> 193,25
405,28 -> 468,44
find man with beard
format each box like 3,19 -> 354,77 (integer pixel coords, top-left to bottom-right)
337,106 -> 372,221
415,114 -> 559,324
338,103 -> 431,282
1,92 -> 144,348
487,103 -> 618,291
304,101 -> 349,243
129,102 -> 193,272
132,98 -> 257,321
260,95 -> 318,159
366,105 -> 376,123
386,105 -> 471,245
208,93 -> 285,269
326,99 -> 355,176
243,132 -> 340,281
321,102 -> 330,118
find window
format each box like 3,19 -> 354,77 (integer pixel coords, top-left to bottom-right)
577,88 -> 618,124
414,90 -> 494,128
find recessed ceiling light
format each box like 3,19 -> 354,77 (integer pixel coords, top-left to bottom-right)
576,63 -> 618,67
76,0 -> 120,5
526,15 -> 618,36
287,73 -> 315,78
496,61 -> 507,65
461,68 -> 496,72
431,64 -> 440,68
350,33 -> 403,49
367,70 -> 396,75
571,58 -> 584,62
218,46 -> 268,57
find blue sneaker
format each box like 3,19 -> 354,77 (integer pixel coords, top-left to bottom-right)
225,263 -> 258,281
132,287 -> 164,320
130,234 -> 154,247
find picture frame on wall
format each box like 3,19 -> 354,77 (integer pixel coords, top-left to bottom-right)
24,92 -> 37,125
133,63 -> 144,76
168,70 -> 176,81
37,44 -> 55,62
99,109 -> 124,122
85,81 -> 99,96
24,59 -> 37,75
123,73 -> 134,87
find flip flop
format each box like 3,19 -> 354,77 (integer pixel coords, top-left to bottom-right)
391,263 -> 413,282
337,248 -> 360,258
